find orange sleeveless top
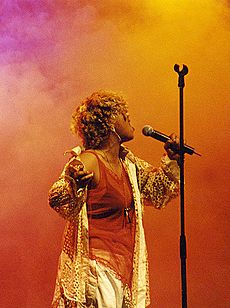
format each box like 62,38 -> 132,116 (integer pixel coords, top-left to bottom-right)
86,152 -> 135,287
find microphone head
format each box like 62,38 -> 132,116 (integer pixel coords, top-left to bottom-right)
142,125 -> 153,136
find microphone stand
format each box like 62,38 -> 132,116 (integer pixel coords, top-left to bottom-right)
174,64 -> 189,308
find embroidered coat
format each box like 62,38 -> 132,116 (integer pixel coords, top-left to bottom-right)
48,146 -> 179,307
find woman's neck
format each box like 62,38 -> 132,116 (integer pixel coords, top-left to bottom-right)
98,132 -> 121,162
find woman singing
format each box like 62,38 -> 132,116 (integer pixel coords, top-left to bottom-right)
49,90 -> 180,308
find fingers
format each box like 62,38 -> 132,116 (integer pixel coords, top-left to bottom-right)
166,148 -> 180,162
68,163 -> 94,186
80,171 -> 94,182
164,133 -> 180,162
167,133 -> 179,146
77,171 -> 94,187
68,164 -> 83,178
164,135 -> 179,151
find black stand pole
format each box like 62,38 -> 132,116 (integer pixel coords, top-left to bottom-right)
174,64 -> 188,308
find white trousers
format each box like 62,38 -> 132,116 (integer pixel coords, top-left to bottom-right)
59,260 -> 148,308
93,261 -> 126,308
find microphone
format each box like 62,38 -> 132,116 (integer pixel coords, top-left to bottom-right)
142,125 -> 201,156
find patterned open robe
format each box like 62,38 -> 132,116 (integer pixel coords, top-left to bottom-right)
48,146 -> 179,307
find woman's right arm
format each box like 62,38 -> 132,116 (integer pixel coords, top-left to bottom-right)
48,153 -> 97,221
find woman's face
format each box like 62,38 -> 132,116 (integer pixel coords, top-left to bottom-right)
114,111 -> 135,143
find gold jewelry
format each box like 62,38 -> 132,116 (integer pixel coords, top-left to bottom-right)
124,207 -> 131,223
97,150 -> 122,176
122,170 -> 132,224
111,127 -> 122,142
98,150 -> 132,223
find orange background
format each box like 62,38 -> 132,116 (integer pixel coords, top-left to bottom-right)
1,1 -> 229,307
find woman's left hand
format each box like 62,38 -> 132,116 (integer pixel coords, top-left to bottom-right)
164,133 -> 180,162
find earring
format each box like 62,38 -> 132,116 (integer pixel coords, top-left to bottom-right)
111,126 -> 122,142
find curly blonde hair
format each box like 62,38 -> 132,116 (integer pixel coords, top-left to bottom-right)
70,90 -> 128,149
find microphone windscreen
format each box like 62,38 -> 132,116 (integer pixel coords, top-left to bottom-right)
142,125 -> 153,136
